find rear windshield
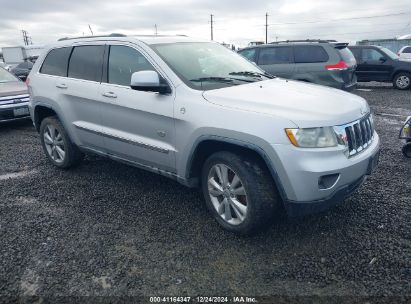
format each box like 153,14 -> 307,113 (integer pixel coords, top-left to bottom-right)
338,48 -> 356,66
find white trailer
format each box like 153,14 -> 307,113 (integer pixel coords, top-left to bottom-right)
2,45 -> 44,65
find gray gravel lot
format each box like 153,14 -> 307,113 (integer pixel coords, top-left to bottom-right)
0,83 -> 410,302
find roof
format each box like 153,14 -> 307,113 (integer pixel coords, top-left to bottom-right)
56,34 -> 208,46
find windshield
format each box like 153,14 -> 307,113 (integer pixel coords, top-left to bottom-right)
0,67 -> 18,83
151,42 -> 272,90
380,47 -> 399,60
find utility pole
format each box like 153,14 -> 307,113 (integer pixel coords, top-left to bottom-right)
210,14 -> 214,41
22,30 -> 29,46
265,13 -> 269,44
155,24 -> 158,35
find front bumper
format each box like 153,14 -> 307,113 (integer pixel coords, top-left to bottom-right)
0,102 -> 31,122
270,132 -> 380,216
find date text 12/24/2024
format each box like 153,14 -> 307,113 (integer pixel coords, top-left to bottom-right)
149,296 -> 257,303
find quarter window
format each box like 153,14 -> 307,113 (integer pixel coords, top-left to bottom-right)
294,45 -> 329,63
258,47 -> 292,65
108,46 -> 154,86
40,47 -> 72,77
68,45 -> 104,82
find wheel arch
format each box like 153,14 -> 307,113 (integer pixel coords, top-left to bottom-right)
185,137 -> 287,202
33,104 -> 59,132
391,69 -> 411,81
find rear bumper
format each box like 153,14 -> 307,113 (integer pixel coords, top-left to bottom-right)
0,102 -> 31,122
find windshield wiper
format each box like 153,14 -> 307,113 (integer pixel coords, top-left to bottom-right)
190,77 -> 234,83
229,71 -> 276,79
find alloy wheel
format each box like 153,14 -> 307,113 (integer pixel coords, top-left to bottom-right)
396,75 -> 410,89
207,163 -> 248,225
43,124 -> 66,163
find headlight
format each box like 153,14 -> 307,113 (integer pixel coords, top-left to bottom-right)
285,127 -> 339,148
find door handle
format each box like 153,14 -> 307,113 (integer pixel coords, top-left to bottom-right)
56,84 -> 67,89
102,92 -> 117,99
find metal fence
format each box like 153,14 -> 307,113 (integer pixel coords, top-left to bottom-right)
357,39 -> 411,53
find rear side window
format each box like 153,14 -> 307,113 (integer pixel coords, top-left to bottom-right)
338,48 -> 356,66
258,47 -> 292,65
239,48 -> 257,62
294,45 -> 328,63
108,45 -> 154,86
402,47 -> 411,53
68,45 -> 105,82
40,47 -> 72,76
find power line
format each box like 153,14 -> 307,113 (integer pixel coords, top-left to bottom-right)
268,11 -> 411,26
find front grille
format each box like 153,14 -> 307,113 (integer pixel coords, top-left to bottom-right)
344,114 -> 375,157
0,94 -> 30,106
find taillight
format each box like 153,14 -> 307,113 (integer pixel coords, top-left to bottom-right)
325,61 -> 348,71
25,78 -> 30,86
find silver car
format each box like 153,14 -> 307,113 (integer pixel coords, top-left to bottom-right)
28,35 -> 380,235
0,67 -> 30,122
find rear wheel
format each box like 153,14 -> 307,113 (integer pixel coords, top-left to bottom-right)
40,116 -> 83,168
201,151 -> 280,235
393,72 -> 411,90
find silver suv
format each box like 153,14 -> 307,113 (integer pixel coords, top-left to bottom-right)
28,35 -> 380,234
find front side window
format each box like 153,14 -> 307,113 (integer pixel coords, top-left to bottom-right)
68,45 -> 104,81
379,47 -> 399,60
40,47 -> 72,77
258,47 -> 292,65
151,42 -> 271,91
362,49 -> 384,61
108,45 -> 154,86
239,48 -> 256,62
294,45 -> 329,63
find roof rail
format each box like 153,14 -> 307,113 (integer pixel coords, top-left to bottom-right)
58,33 -> 127,41
269,39 -> 338,44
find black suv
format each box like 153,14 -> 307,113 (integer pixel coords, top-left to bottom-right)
238,40 -> 357,91
348,45 -> 411,90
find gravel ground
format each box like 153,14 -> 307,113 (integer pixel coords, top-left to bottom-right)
0,83 -> 410,302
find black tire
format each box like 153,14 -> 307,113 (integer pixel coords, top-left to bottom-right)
393,72 -> 411,90
39,116 -> 83,169
201,151 -> 281,235
402,142 -> 411,158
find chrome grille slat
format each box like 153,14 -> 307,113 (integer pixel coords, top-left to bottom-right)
342,114 -> 374,157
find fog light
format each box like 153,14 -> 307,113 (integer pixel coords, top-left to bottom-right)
318,174 -> 340,190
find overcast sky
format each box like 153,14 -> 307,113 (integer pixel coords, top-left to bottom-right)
0,0 -> 411,48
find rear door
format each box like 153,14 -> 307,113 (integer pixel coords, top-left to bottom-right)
355,47 -> 393,81
57,44 -> 105,150
293,45 -> 329,83
256,46 -> 294,77
98,43 -> 176,173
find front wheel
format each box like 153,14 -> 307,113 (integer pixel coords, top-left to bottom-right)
201,151 -> 280,235
403,142 -> 411,158
393,72 -> 411,90
40,116 -> 83,169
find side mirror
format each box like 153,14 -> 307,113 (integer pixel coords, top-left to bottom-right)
379,56 -> 387,63
130,70 -> 171,94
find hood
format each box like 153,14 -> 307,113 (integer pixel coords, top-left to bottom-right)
202,78 -> 369,128
0,81 -> 28,98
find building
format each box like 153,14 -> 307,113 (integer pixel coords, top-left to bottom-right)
357,36 -> 411,53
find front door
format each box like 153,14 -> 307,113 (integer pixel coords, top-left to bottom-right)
98,44 -> 176,173
356,48 -> 393,82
